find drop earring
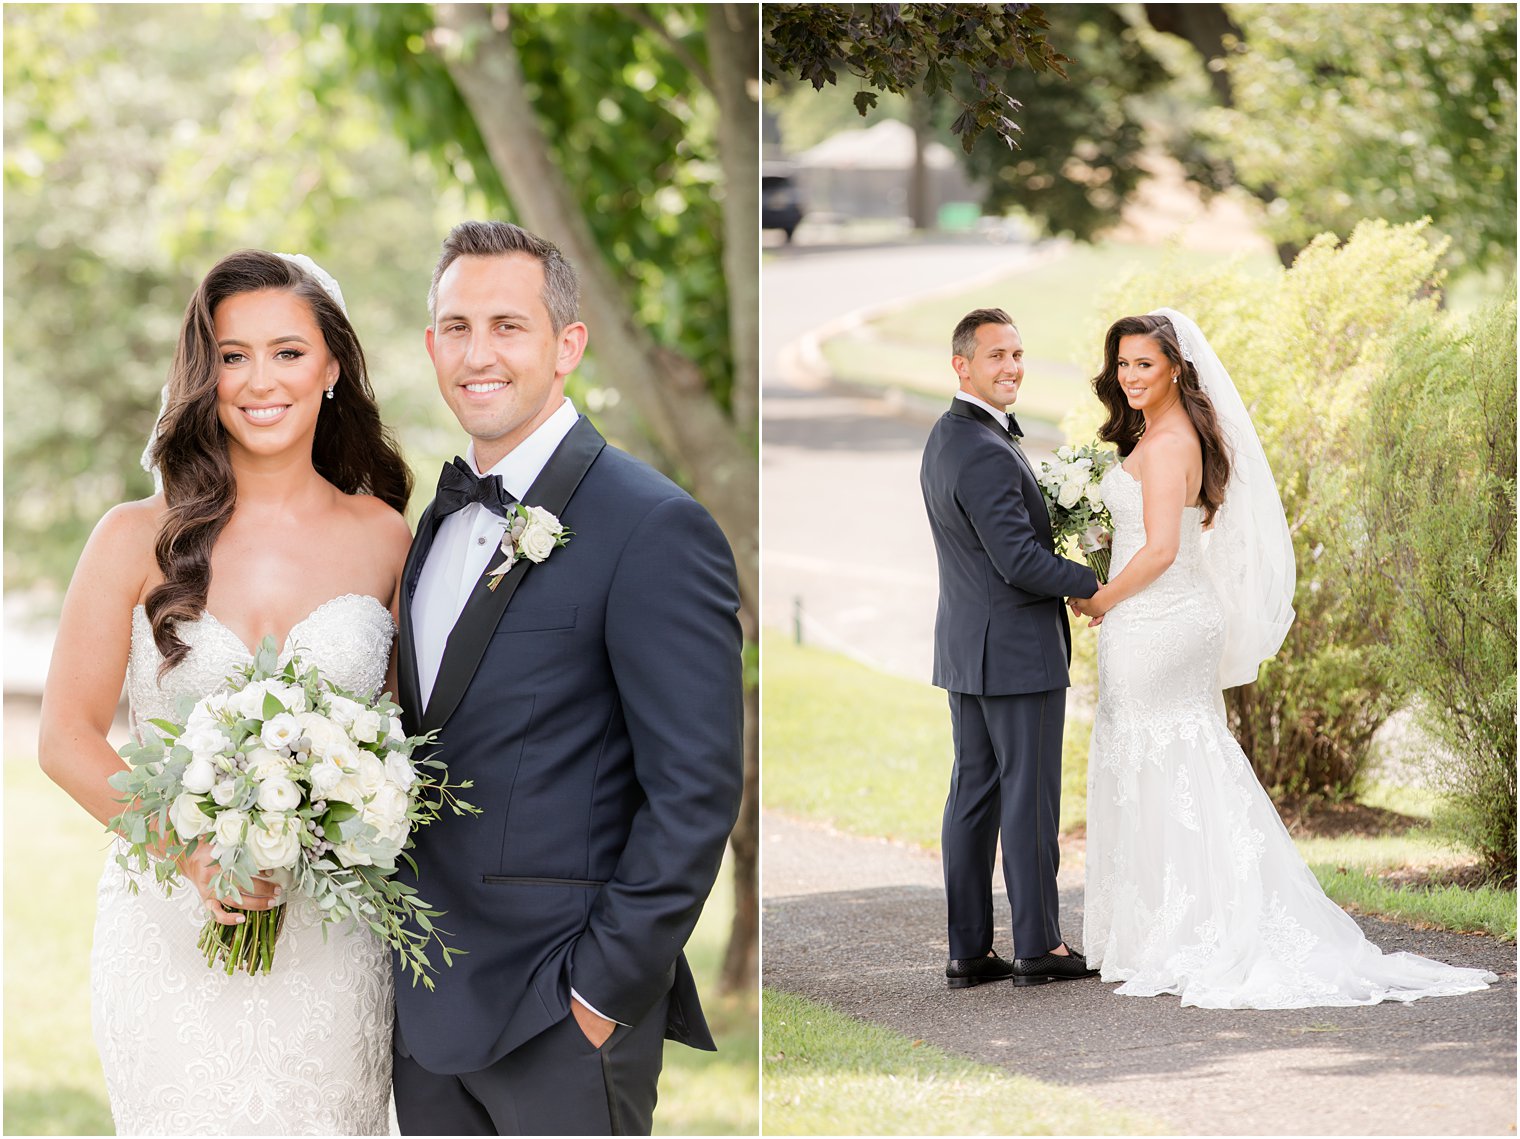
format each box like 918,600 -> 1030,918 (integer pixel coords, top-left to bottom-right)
325,385 -> 335,400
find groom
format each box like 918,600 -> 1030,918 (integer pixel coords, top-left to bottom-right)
392,220 -> 744,1135
919,308 -> 1100,989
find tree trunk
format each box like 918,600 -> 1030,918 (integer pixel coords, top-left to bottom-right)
1141,3 -> 1243,106
431,3 -> 758,613
908,89 -> 932,230
705,0 -> 761,998
432,2 -> 761,997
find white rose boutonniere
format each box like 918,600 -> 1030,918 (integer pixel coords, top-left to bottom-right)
486,503 -> 572,592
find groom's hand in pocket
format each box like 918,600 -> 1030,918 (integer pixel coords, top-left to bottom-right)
571,999 -> 616,1049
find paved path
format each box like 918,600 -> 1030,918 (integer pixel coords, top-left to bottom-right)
763,811 -> 1517,1136
761,239 -> 1059,679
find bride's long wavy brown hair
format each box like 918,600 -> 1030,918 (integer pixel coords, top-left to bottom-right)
1093,313 -> 1231,525
145,250 -> 413,670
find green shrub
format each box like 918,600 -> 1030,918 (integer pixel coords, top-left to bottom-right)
1087,220 -> 1450,798
1352,298 -> 1517,881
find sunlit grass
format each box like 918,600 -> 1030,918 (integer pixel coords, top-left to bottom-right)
762,989 -> 1163,1136
764,633 -> 1515,941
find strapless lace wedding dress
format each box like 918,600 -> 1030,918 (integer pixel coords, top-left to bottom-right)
91,595 -> 396,1135
1083,465 -> 1496,1008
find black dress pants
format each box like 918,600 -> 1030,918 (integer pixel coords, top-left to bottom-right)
943,688 -> 1065,960
393,994 -> 670,1136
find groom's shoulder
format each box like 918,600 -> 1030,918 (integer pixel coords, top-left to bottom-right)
591,437 -> 702,512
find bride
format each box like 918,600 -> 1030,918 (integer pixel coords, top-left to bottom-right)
38,250 -> 414,1133
1071,309 -> 1497,1009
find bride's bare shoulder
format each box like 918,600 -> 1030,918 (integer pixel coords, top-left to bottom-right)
79,495 -> 166,601
338,492 -> 414,557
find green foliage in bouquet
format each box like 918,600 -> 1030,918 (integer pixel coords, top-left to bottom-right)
1092,220 -> 1449,800
1351,298 -> 1517,882
109,638 -> 481,989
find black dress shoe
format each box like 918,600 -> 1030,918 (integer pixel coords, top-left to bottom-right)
945,951 -> 1015,989
1010,950 -> 1100,986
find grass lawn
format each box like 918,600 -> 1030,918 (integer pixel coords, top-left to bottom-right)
762,632 -> 1090,849
764,633 -> 1517,941
3,754 -> 757,1136
819,240 -> 1281,427
762,989 -> 1162,1136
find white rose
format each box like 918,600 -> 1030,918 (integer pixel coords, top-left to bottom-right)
1056,479 -> 1084,509
309,756 -> 346,798
385,716 -> 405,745
212,808 -> 248,850
184,698 -> 221,735
211,778 -> 239,807
247,813 -> 302,871
384,751 -> 417,790
354,753 -> 386,796
270,682 -> 307,714
366,783 -> 409,828
1084,482 -> 1105,509
183,725 -> 231,762
518,522 -> 559,564
228,680 -> 271,721
181,755 -> 217,795
256,776 -> 302,813
325,695 -> 362,729
261,713 -> 301,751
350,709 -> 385,744
246,747 -> 293,782
298,712 -> 357,765
168,792 -> 212,839
331,836 -> 375,868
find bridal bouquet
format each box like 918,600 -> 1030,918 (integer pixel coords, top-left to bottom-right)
108,639 -> 479,989
1036,442 -> 1117,583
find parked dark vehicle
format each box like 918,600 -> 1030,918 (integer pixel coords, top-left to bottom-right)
762,169 -> 805,242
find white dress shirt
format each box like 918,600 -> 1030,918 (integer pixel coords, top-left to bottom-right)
409,396 -> 618,1025
412,398 -> 579,708
954,389 -> 1012,431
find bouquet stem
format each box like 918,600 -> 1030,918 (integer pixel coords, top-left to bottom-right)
1085,548 -> 1112,585
199,904 -> 287,976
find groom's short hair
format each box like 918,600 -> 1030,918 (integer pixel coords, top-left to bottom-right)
429,220 -> 581,331
952,308 -> 1016,360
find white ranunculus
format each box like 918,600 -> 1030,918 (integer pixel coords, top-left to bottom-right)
325,695 -> 362,728
247,813 -> 302,871
1056,479 -> 1084,509
211,778 -> 239,807
212,808 -> 248,850
261,713 -> 301,751
256,776 -> 302,813
246,747 -> 292,782
181,755 -> 217,795
384,751 -> 417,790
169,792 -> 212,839
349,709 -> 385,744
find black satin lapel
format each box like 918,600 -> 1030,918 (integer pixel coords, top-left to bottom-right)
960,401 -> 1056,538
421,418 -> 607,734
397,502 -> 442,734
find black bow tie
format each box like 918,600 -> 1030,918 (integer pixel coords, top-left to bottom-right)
433,457 -> 516,520
1004,412 -> 1024,441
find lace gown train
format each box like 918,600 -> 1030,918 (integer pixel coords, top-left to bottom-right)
1083,466 -> 1497,1009
91,595 -> 396,1135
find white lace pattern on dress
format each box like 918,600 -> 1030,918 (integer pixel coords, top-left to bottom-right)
92,595 -> 396,1135
1083,467 -> 1497,1008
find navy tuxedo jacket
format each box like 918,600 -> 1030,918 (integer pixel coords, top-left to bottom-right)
920,398 -> 1098,696
394,416 -> 744,1075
